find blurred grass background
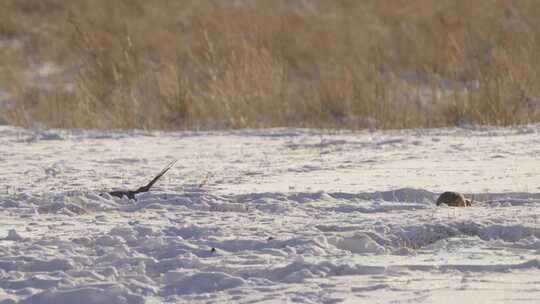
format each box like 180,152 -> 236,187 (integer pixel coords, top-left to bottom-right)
1,0 -> 540,130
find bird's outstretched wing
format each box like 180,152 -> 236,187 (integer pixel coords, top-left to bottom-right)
136,159 -> 178,193
109,159 -> 177,199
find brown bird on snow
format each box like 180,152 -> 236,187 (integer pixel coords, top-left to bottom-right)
436,191 -> 472,207
108,159 -> 177,200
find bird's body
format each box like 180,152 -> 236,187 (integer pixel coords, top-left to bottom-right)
436,191 -> 471,207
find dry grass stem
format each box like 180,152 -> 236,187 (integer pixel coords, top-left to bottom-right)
1,0 -> 540,130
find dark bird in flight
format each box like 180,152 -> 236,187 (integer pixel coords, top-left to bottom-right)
109,159 -> 177,200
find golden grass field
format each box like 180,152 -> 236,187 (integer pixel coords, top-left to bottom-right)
1,0 -> 540,130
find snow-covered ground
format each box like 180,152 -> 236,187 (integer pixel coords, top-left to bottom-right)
0,125 -> 539,303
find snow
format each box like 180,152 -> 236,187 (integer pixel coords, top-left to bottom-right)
0,125 -> 539,303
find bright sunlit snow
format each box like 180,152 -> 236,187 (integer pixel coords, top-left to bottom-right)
0,125 -> 539,303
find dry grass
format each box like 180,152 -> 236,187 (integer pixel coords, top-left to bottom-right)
1,0 -> 540,130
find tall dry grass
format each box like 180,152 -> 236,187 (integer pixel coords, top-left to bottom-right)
1,0 -> 540,130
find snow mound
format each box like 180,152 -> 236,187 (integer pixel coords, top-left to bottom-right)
37,202 -> 89,215
332,233 -> 387,254
20,287 -> 143,304
268,259 -> 386,283
2,125 -> 540,302
161,272 -> 245,295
